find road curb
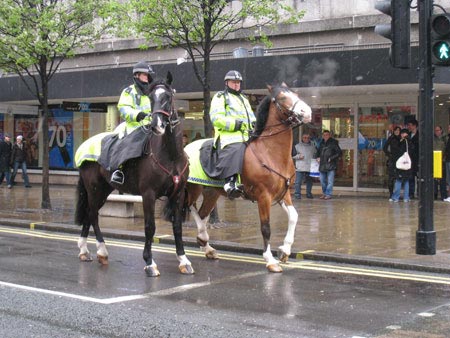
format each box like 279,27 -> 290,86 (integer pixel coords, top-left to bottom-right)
2,218 -> 450,275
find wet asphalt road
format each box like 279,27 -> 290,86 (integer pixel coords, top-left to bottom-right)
1,226 -> 450,338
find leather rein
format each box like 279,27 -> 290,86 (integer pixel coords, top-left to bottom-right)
248,93 -> 306,203
146,84 -> 189,198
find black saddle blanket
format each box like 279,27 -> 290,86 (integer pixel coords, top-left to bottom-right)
98,128 -> 148,171
200,140 -> 246,180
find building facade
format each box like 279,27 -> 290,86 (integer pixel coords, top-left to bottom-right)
0,0 -> 449,190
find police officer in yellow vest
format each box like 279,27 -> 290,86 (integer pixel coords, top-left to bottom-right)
110,61 -> 154,184
210,70 -> 256,199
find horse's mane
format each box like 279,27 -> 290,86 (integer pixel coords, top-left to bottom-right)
252,95 -> 271,136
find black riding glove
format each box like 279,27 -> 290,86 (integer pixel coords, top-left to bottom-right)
136,112 -> 147,122
234,120 -> 243,131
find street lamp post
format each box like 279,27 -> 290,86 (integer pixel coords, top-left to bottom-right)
416,0 -> 436,255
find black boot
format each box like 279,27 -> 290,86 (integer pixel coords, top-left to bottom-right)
110,170 -> 124,185
223,175 -> 244,200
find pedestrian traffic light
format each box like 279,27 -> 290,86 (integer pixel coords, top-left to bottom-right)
430,14 -> 450,66
374,0 -> 411,69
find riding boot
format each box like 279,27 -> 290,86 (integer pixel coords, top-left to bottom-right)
110,170 -> 124,185
223,175 -> 244,200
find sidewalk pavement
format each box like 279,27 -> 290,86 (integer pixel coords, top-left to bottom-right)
1,183 -> 450,274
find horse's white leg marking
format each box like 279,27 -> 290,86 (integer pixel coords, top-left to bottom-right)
190,205 -> 216,255
177,254 -> 192,267
77,237 -> 89,257
262,244 -> 279,266
279,202 -> 298,256
190,205 -> 210,243
96,241 -> 108,257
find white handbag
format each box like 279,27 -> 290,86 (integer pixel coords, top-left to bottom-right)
396,141 -> 411,170
309,160 -> 320,178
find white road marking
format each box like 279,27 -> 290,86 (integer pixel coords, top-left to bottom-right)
1,226 -> 450,305
0,270 -> 266,305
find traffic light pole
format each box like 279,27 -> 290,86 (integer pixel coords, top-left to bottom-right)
416,0 -> 436,255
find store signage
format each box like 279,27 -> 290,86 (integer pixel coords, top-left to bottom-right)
62,101 -> 107,113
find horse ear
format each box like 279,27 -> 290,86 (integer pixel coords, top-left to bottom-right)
167,71 -> 173,85
281,82 -> 288,88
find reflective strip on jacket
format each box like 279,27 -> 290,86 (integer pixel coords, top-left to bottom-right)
210,91 -> 256,148
117,84 -> 152,136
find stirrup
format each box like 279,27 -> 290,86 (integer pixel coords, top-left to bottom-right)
224,182 -> 243,200
110,170 -> 124,185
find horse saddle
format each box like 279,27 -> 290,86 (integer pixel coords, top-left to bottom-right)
97,127 -> 148,171
198,139 -> 246,180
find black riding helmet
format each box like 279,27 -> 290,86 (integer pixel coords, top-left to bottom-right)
133,61 -> 155,95
133,61 -> 155,76
224,70 -> 243,94
224,70 -> 243,82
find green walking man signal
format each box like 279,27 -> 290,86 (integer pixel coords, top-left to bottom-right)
431,14 -> 450,66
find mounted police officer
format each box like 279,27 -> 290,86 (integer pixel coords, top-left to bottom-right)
110,61 -> 155,184
209,70 -> 256,199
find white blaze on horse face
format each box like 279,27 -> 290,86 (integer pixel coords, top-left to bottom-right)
153,115 -> 166,135
152,86 -> 168,135
287,91 -> 312,124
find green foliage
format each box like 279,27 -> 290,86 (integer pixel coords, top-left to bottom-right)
127,0 -> 305,58
0,0 -> 120,92
124,0 -> 304,137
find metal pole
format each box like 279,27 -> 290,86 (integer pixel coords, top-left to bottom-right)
416,0 -> 436,255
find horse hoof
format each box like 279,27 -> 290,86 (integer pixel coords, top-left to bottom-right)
97,255 -> 109,265
79,253 -> 93,262
267,263 -> 283,273
144,265 -> 161,277
179,264 -> 195,275
205,249 -> 219,260
278,250 -> 289,264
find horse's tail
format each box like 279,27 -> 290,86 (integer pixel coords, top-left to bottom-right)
74,175 -> 89,226
162,188 -> 189,222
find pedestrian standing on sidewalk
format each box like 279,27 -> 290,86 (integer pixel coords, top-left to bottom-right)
407,119 -> 419,199
316,130 -> 342,200
293,133 -> 316,199
390,129 -> 411,202
383,126 -> 401,198
10,135 -> 32,188
0,133 -> 13,188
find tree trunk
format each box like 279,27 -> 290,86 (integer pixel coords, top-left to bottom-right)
40,61 -> 51,209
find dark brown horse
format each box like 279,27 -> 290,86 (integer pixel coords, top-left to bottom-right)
75,72 -> 193,277
185,84 -> 312,272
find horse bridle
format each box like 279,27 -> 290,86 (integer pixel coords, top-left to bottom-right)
247,89 -> 305,204
272,90 -> 306,128
146,83 -> 187,198
149,84 -> 180,130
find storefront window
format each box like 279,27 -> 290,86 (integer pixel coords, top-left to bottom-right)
357,105 -> 414,188
306,106 -> 355,187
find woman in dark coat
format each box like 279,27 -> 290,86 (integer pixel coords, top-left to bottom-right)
383,126 -> 401,198
390,129 -> 412,202
0,133 -> 13,187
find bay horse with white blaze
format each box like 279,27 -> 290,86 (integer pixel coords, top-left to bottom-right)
75,72 -> 193,277
186,83 -> 312,272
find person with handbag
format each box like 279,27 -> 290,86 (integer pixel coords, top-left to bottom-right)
390,129 -> 412,202
292,133 -> 317,199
